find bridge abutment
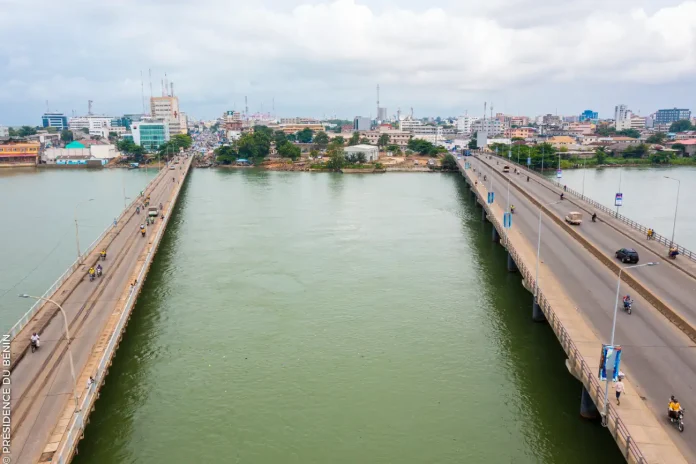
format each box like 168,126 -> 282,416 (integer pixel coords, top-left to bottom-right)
492,226 -> 500,243
580,385 -> 599,419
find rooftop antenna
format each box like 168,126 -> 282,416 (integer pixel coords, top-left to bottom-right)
140,71 -> 146,113
88,100 -> 93,116
164,73 -> 169,96
245,96 -> 248,119
410,107 -> 413,118
161,79 -> 165,97
397,107 -> 401,121
490,103 -> 494,120
148,69 -> 153,103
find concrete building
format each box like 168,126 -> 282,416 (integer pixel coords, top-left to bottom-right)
42,113 -> 68,131
567,122 -> 596,135
280,117 -> 319,125
363,130 -> 411,149
353,116 -> 371,131
542,114 -> 563,127
377,107 -> 387,122
629,117 -> 647,130
0,126 -> 8,138
655,108 -> 691,126
68,116 -> 113,137
615,104 -> 632,131
150,96 -> 186,135
471,119 -> 503,136
344,144 -> 379,162
399,117 -> 423,132
223,110 -> 243,131
43,142 -> 117,163
504,127 -> 537,139
510,116 -> 529,127
278,123 -> 325,134
0,140 -> 40,167
456,115 -> 479,135
131,120 -> 170,151
549,136 -> 577,149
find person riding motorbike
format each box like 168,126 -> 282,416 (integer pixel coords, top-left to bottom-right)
591,212 -> 597,222
623,295 -> 632,309
100,249 -> 107,260
669,397 -> 682,421
560,192 -> 565,200
136,206 -> 140,214
669,246 -> 679,258
96,264 -> 103,277
89,267 -> 96,281
30,332 -> 40,352
510,205 -> 515,214
647,228 -> 654,240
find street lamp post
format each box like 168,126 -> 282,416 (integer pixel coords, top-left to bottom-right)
664,176 -> 680,247
74,199 -> 94,263
534,200 -> 562,312
601,262 -> 659,423
18,294 -> 81,411
582,156 -> 586,197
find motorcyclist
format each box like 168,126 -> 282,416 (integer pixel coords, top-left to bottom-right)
560,192 -> 565,200
136,206 -> 140,214
647,228 -> 653,239
30,332 -> 40,351
89,267 -> 96,280
510,205 -> 515,214
591,212 -> 597,222
669,246 -> 679,258
623,295 -> 632,309
669,396 -> 682,421
96,264 -> 103,276
100,249 -> 107,260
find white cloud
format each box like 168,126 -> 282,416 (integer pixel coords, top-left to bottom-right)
1,0 -> 695,122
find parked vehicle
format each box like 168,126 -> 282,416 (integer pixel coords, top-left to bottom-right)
615,248 -> 639,264
502,165 -> 510,173
565,211 -> 582,225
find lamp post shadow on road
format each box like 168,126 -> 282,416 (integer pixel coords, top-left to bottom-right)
600,262 -> 659,426
533,200 -> 562,322
18,294 -> 81,413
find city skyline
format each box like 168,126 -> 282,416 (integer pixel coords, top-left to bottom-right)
1,0 -> 695,124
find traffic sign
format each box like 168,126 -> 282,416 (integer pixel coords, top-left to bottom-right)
615,193 -> 623,206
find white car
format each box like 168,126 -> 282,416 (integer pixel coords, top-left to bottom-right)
457,156 -> 461,160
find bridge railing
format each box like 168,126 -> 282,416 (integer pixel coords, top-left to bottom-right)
465,168 -> 646,464
53,158 -> 190,464
7,167 -> 169,341
486,152 -> 696,263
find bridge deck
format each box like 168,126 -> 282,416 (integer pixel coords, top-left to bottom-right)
460,155 -> 693,463
4,157 -> 191,464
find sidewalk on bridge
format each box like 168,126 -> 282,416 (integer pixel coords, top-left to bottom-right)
467,165 -> 687,464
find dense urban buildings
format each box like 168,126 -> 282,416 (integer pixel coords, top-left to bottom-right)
41,112 -> 68,131
579,110 -> 598,122
0,140 -> 40,167
353,116 -> 371,131
131,120 -> 170,151
655,108 -> 691,125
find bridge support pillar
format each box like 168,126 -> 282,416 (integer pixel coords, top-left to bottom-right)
492,227 -> 500,243
580,385 -> 599,419
481,208 -> 487,222
507,252 -> 518,272
532,298 -> 546,322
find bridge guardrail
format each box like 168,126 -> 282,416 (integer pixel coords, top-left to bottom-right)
7,167 -> 169,341
486,152 -> 696,263
53,158 -> 190,464
465,166 -> 646,464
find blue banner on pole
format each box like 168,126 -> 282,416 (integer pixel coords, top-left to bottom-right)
487,192 -> 494,204
615,193 -> 623,206
464,162 -> 470,169
527,157 -> 531,166
503,212 -> 512,229
599,344 -> 622,382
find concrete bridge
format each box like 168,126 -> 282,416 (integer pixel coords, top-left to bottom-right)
457,154 -> 696,464
2,156 -> 192,464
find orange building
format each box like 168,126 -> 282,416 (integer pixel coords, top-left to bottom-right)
504,127 -> 537,139
0,141 -> 40,167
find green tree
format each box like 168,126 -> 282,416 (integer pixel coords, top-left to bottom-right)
596,126 -> 616,136
313,131 -> 329,150
286,133 -> 297,142
348,132 -> 360,146
468,133 -> 478,149
669,120 -> 693,132
595,148 -> 607,165
238,131 -> 271,163
117,139 -> 146,161
332,136 -> 345,146
253,125 -> 274,139
309,149 -> 319,158
407,138 -> 440,156
646,132 -> 667,144
273,130 -> 287,147
621,143 -> 649,159
671,143 -> 686,155
441,154 -> 457,170
81,127 -> 89,134
297,128 -> 314,143
616,129 -> 641,138
214,145 -> 238,165
325,145 -> 346,171
377,133 -> 390,148
45,126 -> 57,133
277,141 -> 301,160
8,127 -> 17,137
108,131 -> 118,141
60,130 -> 74,142
172,134 -> 193,149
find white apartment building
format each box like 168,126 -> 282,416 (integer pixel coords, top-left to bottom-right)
0,126 -> 8,138
629,117 -> 646,130
399,117 -> 423,132
280,117 -> 319,125
68,116 -> 114,137
471,119 -> 503,136
91,125 -> 128,139
456,116 -> 479,135
615,104 -> 632,131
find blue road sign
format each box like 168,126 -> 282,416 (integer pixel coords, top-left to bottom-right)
487,192 -> 495,204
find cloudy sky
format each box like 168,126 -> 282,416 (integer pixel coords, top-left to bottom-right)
1,0 -> 695,124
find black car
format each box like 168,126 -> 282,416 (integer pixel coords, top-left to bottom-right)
616,248 -> 639,264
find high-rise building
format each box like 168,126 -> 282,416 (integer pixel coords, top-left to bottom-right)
579,110 -> 598,122
471,119 -> 503,136
614,105 -> 631,131
42,113 -> 68,131
68,116 -> 113,134
131,120 -> 170,151
150,96 -> 186,135
353,116 -> 371,131
377,107 -> 387,122
456,115 -> 479,135
655,108 -> 691,126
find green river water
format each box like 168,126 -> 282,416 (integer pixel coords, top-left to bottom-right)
60,169 -> 620,463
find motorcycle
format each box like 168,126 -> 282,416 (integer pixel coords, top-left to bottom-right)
592,214 -> 597,222
31,338 -> 40,353
96,268 -> 102,278
669,249 -> 679,260
560,193 -> 565,200
101,254 -> 106,261
669,409 -> 685,433
89,272 -> 95,282
141,229 -> 146,237
623,299 -> 633,315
